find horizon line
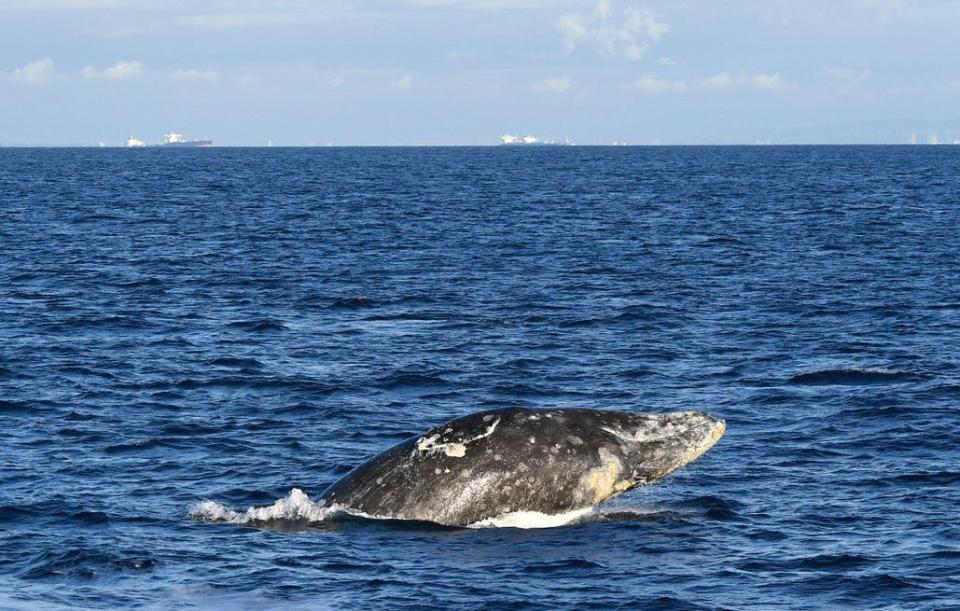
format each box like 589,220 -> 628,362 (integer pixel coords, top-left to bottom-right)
2,142 -> 960,149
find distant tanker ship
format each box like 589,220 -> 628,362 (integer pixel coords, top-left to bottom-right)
159,132 -> 213,147
499,133 -> 573,146
126,132 -> 213,148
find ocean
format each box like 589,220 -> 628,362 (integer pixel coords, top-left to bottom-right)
1,146 -> 958,609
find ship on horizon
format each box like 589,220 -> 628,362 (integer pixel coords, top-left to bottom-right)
126,132 -> 213,148
499,133 -> 573,146
160,132 -> 213,147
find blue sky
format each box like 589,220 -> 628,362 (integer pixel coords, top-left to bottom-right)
1,0 -> 959,145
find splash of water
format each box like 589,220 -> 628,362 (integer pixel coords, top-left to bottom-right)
189,489 -> 336,525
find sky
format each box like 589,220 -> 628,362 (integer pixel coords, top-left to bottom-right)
1,0 -> 959,145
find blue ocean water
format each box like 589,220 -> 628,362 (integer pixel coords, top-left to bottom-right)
1,146 -> 959,609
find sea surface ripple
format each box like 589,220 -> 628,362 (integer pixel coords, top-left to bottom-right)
1,146 -> 959,609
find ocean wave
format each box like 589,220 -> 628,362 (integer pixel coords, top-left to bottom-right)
889,471 -> 960,486
830,405 -> 912,420
68,510 -> 110,525
23,549 -> 155,579
331,296 -> 376,309
56,365 -> 116,379
161,422 -> 222,436
788,368 -> 928,385
519,558 -> 604,572
374,372 -> 450,390
42,315 -> 154,332
104,438 -> 174,454
207,357 -> 265,369
113,277 -> 164,288
225,319 -> 289,332
615,303 -> 683,321
617,367 -> 653,379
124,376 -> 348,395
738,553 -> 873,572
361,313 -> 448,323
0,399 -> 35,413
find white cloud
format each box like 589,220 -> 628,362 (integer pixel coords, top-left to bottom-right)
3,57 -> 55,85
853,0 -> 906,13
628,74 -> 687,93
405,0 -> 556,7
762,0 -> 910,29
825,66 -> 870,85
0,0 -> 139,9
701,71 -> 797,92
81,60 -> 143,80
170,68 -> 217,81
327,74 -> 345,88
655,56 -> 682,66
749,72 -> 792,90
701,72 -> 733,88
557,1 -> 668,61
391,74 -> 413,89
175,12 -> 307,30
531,75 -> 571,93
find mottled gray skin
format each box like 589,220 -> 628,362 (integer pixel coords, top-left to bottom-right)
319,407 -> 725,527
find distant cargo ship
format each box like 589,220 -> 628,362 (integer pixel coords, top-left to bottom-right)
126,132 -> 213,148
499,133 -> 573,146
159,132 -> 213,147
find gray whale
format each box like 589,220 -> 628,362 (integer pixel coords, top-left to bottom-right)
319,407 -> 725,527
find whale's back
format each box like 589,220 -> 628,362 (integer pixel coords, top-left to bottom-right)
319,407 -> 724,526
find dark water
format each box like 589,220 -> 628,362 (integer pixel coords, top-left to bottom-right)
2,146 -> 959,609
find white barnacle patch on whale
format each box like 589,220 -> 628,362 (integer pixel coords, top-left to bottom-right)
600,421 -> 680,444
658,418 -> 727,474
444,442 -> 467,457
443,472 -> 498,521
416,415 -> 501,458
578,447 -> 629,504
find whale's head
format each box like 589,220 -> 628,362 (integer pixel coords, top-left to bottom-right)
599,410 -> 726,487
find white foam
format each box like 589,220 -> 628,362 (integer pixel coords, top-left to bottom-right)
189,488 -> 337,525
468,506 -> 594,529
